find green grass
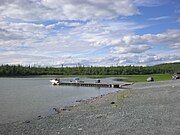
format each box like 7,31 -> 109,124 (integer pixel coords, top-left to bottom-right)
114,74 -> 172,82
77,74 -> 172,82
37,74 -> 172,82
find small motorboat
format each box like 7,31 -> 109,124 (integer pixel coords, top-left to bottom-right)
50,79 -> 60,85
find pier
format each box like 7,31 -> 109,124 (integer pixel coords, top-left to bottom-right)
55,82 -> 132,88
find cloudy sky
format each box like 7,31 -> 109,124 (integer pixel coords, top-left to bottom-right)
0,0 -> 180,66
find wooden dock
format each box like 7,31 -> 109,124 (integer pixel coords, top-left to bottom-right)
56,82 -> 131,88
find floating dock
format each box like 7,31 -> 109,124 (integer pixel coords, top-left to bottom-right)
56,82 -> 132,88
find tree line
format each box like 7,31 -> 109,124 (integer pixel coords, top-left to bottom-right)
0,62 -> 179,77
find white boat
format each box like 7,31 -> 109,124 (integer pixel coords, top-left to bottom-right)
50,79 -> 60,85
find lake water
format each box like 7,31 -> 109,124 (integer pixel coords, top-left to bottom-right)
0,77 -> 123,124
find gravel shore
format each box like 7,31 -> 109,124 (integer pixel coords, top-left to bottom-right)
0,80 -> 180,135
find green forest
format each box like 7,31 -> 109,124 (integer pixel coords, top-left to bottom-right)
0,62 -> 179,77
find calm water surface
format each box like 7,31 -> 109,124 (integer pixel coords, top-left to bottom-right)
0,77 -> 122,124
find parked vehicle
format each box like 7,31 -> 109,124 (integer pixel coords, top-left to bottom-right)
95,79 -> 101,83
147,77 -> 154,82
172,72 -> 180,80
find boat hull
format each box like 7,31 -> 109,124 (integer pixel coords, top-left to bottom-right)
50,79 -> 60,85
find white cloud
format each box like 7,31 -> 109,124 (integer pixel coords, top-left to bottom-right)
138,53 -> 180,65
0,0 -> 140,21
0,21 -> 47,42
120,29 -> 180,48
148,16 -> 170,21
171,43 -> 180,49
0,18 -> 179,66
134,0 -> 167,7
0,0 -> 179,66
112,44 -> 151,54
46,21 -> 83,29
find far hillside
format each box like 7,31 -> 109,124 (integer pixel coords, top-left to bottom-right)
153,62 -> 180,73
0,62 -> 179,77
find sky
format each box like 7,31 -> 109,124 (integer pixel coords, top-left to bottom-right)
0,0 -> 180,67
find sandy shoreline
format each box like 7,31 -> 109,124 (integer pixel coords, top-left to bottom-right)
0,80 -> 180,135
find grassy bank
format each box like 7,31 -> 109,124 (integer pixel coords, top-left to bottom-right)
61,74 -> 172,82
117,74 -> 172,82
1,74 -> 172,82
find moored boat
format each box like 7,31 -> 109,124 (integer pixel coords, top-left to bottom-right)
50,79 -> 60,85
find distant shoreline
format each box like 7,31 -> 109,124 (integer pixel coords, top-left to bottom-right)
0,74 -> 172,82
